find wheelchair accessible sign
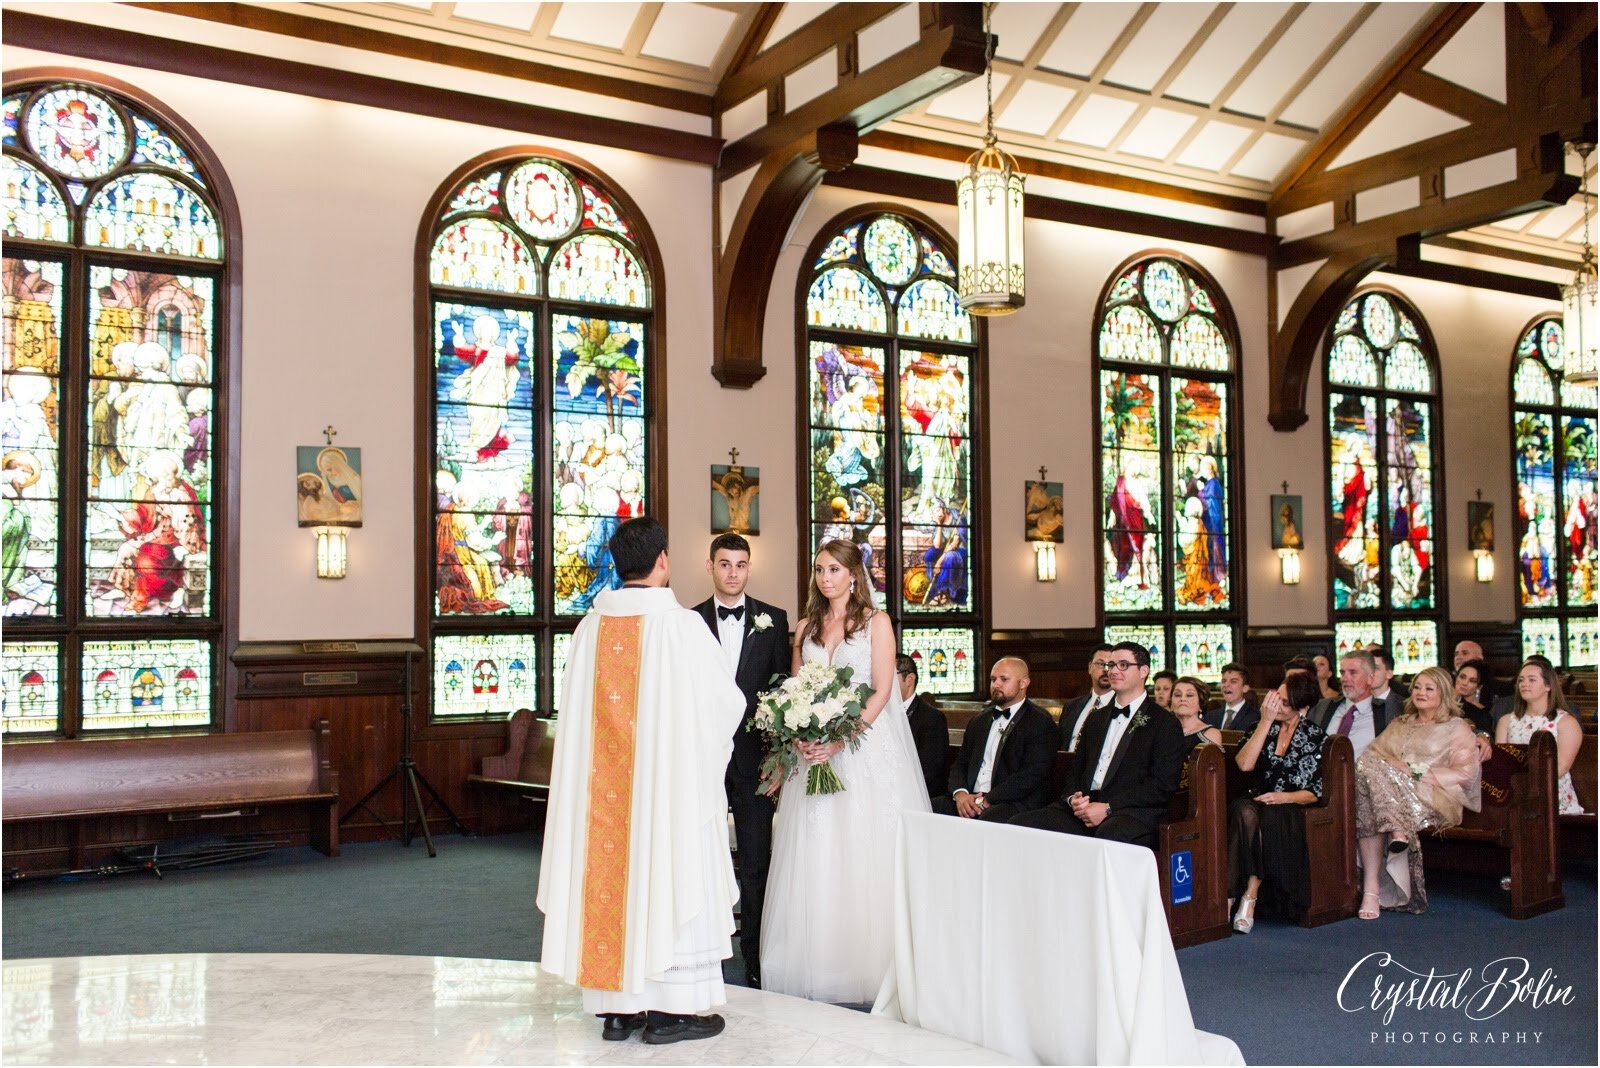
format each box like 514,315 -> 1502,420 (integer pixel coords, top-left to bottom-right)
1170,850 -> 1193,905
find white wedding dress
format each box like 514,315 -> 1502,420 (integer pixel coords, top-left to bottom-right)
760,616 -> 933,1004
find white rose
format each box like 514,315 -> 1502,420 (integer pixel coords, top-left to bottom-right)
812,697 -> 846,727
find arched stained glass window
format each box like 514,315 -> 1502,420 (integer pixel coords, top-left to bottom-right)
2,78 -> 230,735
1512,317 -> 1597,666
801,210 -> 984,696
1095,255 -> 1240,681
1325,289 -> 1443,673
422,153 -> 656,719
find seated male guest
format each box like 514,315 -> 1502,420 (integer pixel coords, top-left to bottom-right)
1205,663 -> 1259,733
1058,643 -> 1117,752
1010,642 -> 1186,849
1369,646 -> 1409,702
933,657 -> 1056,823
1311,649 -> 1392,761
897,654 -> 950,800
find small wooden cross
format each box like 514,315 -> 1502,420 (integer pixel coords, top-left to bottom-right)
1281,480 -> 1289,495
1038,466 -> 1048,482
1476,488 -> 1483,501
728,447 -> 740,466
323,425 -> 337,446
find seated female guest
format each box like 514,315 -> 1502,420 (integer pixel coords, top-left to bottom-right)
1151,669 -> 1178,711
1312,654 -> 1340,701
1453,658 -> 1494,735
1354,666 -> 1482,920
1170,677 -> 1222,751
1497,660 -> 1585,815
1228,671 -> 1325,933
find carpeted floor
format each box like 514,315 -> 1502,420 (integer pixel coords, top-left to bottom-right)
4,833 -> 1594,1066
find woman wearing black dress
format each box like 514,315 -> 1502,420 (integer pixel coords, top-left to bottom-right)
1227,670 -> 1326,933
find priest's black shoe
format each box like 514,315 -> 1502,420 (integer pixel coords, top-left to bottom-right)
744,964 -> 762,989
600,1013 -> 646,1041
641,1012 -> 725,1045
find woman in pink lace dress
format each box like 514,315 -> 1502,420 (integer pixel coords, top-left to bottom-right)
1354,666 -> 1483,919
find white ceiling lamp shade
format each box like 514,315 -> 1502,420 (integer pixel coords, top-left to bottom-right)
956,2 -> 1025,318
1563,142 -> 1598,386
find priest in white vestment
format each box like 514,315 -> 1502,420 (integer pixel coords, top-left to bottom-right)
537,516 -> 746,1045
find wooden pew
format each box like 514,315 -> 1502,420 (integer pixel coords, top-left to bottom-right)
467,709 -> 554,806
1560,731 -> 1596,861
2,721 -> 339,868
1220,734 -> 1359,928
1424,731 -> 1563,919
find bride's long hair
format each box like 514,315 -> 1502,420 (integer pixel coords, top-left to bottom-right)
804,539 -> 876,644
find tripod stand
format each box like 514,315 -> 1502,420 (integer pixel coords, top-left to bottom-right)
341,651 -> 469,856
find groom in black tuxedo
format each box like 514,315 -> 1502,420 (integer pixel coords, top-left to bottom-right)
1011,641 -> 1184,849
693,533 -> 788,989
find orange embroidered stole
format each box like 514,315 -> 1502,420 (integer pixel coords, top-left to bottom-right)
577,614 -> 644,991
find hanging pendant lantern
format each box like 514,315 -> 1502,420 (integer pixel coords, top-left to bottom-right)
1564,143 -> 1599,386
956,3 -> 1025,317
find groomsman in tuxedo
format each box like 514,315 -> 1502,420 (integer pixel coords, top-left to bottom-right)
933,657 -> 1056,822
1309,649 -> 1393,761
693,533 -> 788,989
1010,641 -> 1185,849
897,654 -> 950,799
1058,643 -> 1117,753
1204,663 -> 1259,733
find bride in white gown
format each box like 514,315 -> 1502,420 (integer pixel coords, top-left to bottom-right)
760,539 -> 933,1004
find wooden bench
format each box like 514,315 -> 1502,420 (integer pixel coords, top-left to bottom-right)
2,721 -> 339,867
1221,734 -> 1359,928
1424,732 -> 1563,919
467,709 -> 553,806
1560,730 -> 1596,861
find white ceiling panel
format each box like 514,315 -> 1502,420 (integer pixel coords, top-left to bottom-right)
990,2 -> 1062,63
995,80 -> 1076,137
1037,3 -> 1140,78
1225,3 -> 1362,118
1119,107 -> 1197,159
1230,131 -> 1305,182
1279,4 -> 1437,129
1164,2 -> 1290,106
453,3 -> 542,32
1527,199 -> 1586,239
1174,121 -> 1254,171
1057,95 -> 1140,149
762,3 -> 836,51
548,2 -> 640,50
1424,1 -> 1506,103
642,4 -> 738,67
1102,3 -> 1217,92
926,72 -> 1012,122
1328,94 -> 1468,170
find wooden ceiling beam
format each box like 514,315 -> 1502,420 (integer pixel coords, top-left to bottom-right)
1398,69 -> 1504,126
718,3 -> 783,83
714,2 -> 899,110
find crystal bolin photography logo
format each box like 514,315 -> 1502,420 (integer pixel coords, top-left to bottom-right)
1338,952 -> 1576,1047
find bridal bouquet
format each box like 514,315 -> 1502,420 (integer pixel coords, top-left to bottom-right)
750,660 -> 872,795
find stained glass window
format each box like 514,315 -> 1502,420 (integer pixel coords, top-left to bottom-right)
1105,624 -> 1168,673
3,80 -> 228,735
1097,257 -> 1238,673
1512,317 -> 1596,665
1325,290 -> 1441,668
1333,621 -> 1384,661
804,212 -> 983,692
426,154 -> 654,717
2,640 -> 59,734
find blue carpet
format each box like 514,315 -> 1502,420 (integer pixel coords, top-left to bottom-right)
3,835 -> 1594,1065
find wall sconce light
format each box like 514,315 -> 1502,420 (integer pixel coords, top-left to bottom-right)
1474,550 -> 1495,583
1034,542 -> 1057,582
315,527 -> 348,579
1279,549 -> 1301,585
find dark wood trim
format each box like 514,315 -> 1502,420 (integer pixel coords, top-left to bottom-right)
5,12 -> 722,167
126,2 -> 714,116
720,4 -> 786,90
3,68 -> 243,738
412,147 -> 669,725
1269,247 -> 1391,431
717,5 -> 986,179
1427,235 -> 1580,271
860,130 -> 1268,218
1398,69 -> 1505,127
1319,284 -> 1451,645
715,2 -> 901,111
823,166 -> 1276,255
1383,256 -> 1562,300
232,642 -> 419,699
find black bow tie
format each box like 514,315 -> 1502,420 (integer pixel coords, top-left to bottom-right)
717,604 -> 745,621
1108,704 -> 1133,720
991,706 -> 1013,721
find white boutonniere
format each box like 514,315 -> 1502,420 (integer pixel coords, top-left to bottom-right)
753,612 -> 774,631
1129,711 -> 1150,732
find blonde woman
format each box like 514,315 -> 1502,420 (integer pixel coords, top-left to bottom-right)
1354,666 -> 1483,919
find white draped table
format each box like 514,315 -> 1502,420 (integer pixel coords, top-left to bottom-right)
872,812 -> 1244,1066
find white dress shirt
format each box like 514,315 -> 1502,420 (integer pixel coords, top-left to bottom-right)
1090,692 -> 1146,791
1335,696 -> 1376,761
973,699 -> 1024,794
1068,690 -> 1113,752
713,595 -> 746,673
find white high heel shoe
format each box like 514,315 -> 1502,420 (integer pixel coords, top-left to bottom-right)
1232,895 -> 1256,934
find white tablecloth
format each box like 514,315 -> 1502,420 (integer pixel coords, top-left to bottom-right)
872,812 -> 1244,1066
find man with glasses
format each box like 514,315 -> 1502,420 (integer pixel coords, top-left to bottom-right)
1058,644 -> 1117,753
1011,642 -> 1185,849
